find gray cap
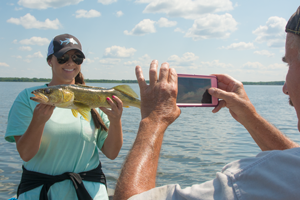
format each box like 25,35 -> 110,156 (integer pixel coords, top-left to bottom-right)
47,33 -> 85,59
285,6 -> 300,35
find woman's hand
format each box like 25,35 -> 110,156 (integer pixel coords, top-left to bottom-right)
32,103 -> 55,124
99,95 -> 123,124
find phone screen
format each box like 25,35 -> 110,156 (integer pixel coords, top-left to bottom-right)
177,77 -> 212,104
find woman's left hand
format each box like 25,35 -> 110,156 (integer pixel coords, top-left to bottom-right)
99,95 -> 123,124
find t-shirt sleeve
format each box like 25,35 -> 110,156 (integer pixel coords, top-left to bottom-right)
128,172 -> 236,200
5,89 -> 35,143
96,109 -> 110,150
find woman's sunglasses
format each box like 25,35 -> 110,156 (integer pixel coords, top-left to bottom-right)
57,53 -> 84,65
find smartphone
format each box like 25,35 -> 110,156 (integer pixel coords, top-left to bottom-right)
177,74 -> 218,107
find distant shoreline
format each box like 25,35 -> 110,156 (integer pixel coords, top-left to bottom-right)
0,77 -> 284,85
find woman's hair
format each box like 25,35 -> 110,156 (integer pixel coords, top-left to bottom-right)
47,55 -> 108,131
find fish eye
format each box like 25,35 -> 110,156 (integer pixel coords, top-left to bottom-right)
45,88 -> 51,94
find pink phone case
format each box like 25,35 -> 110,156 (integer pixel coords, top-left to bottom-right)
177,74 -> 218,107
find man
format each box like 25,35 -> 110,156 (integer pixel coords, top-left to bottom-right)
114,6 -> 300,200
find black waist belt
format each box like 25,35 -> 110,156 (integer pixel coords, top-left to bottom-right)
17,163 -> 106,200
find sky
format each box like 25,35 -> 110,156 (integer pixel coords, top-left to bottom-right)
0,0 -> 299,81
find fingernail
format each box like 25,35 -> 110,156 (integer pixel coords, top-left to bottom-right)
112,95 -> 115,99
106,97 -> 110,101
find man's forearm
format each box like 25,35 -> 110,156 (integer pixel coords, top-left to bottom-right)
243,112 -> 299,151
114,118 -> 168,200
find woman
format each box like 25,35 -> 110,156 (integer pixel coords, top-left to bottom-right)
5,34 -> 123,200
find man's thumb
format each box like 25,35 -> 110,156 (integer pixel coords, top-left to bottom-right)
208,87 -> 230,101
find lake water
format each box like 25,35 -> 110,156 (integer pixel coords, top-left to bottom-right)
0,82 -> 299,199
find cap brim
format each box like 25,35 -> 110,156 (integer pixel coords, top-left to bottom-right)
53,47 -> 85,58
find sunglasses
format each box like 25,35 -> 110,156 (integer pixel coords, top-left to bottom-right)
57,53 -> 84,65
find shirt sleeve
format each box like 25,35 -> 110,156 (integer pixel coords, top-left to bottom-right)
96,109 -> 110,150
5,89 -> 36,143
128,172 -> 236,200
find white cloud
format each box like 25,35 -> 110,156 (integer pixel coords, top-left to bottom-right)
185,13 -> 237,40
98,58 -> 121,66
0,62 -> 10,67
124,19 -> 156,36
98,0 -> 117,5
84,58 -> 95,64
12,55 -> 22,59
19,46 -> 32,51
104,46 -> 136,58
254,50 -> 275,57
27,51 -> 43,58
7,13 -> 61,29
19,36 -> 50,46
199,60 -> 234,69
18,0 -> 84,9
116,11 -> 124,17
167,52 -> 199,68
253,16 -> 286,48
157,17 -> 177,27
243,62 -> 285,70
123,54 -> 152,67
75,9 -> 101,18
174,28 -> 185,33
220,42 -> 255,50
141,0 -> 234,20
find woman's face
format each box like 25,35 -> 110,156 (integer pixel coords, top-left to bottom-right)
48,49 -> 83,85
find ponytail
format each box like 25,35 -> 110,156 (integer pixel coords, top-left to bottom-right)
75,72 -> 108,132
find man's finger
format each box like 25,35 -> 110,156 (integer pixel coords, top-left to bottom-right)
136,65 -> 147,90
149,60 -> 158,87
168,68 -> 177,84
212,100 -> 226,113
158,62 -> 169,82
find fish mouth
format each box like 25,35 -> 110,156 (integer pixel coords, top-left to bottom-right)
30,92 -> 49,103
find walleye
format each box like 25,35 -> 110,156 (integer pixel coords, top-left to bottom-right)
30,84 -> 140,121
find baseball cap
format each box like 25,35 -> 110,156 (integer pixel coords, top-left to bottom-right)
47,33 -> 85,60
285,6 -> 300,35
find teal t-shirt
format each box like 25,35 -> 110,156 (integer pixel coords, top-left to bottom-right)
5,85 -> 110,200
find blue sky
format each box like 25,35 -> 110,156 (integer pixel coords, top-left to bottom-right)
0,0 -> 299,81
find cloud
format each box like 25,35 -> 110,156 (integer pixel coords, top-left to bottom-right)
18,0 -> 84,9
124,19 -> 156,36
75,9 -> 101,18
7,13 -> 61,29
98,58 -> 121,66
98,0 -> 117,5
104,46 -> 136,58
157,17 -> 177,27
254,50 -> 275,57
19,36 -> 50,46
167,52 -> 199,68
19,46 -> 32,51
12,55 -> 22,59
220,42 -> 255,50
199,60 -> 234,69
116,11 -> 124,17
0,62 -> 10,67
185,13 -> 237,40
27,51 -> 43,58
141,0 -> 234,20
123,54 -> 152,67
174,27 -> 185,33
243,62 -> 285,70
253,16 -> 286,48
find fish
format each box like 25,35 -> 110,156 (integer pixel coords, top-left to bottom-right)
60,38 -> 78,45
30,84 -> 141,121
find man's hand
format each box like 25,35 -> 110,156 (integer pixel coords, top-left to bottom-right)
208,74 -> 256,125
136,60 -> 181,125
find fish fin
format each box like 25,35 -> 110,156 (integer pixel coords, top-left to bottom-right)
74,102 -> 91,121
124,106 -> 130,108
113,85 -> 139,98
71,109 -> 79,118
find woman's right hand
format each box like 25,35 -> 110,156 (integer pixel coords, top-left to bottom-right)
32,103 -> 55,124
